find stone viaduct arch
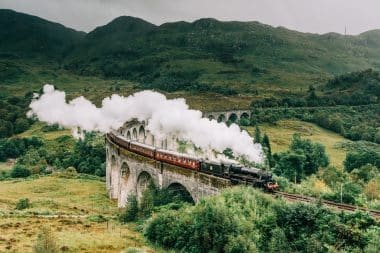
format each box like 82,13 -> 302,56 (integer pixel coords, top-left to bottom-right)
132,128 -> 137,140
204,110 -> 251,123
138,126 -> 145,143
136,171 -> 154,200
166,182 -> 195,203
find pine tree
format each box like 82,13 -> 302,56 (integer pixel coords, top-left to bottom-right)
262,134 -> 271,154
262,134 -> 275,168
121,194 -> 139,222
254,126 -> 262,144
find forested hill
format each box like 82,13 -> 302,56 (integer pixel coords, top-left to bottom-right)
64,17 -> 380,89
0,9 -> 85,59
1,9 -> 380,89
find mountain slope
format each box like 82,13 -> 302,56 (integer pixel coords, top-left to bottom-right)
1,10 -> 380,92
0,9 -> 85,59
63,16 -> 380,90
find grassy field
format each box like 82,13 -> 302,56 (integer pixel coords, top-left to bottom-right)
16,122 -> 72,140
0,175 -> 159,253
246,120 -> 349,168
1,59 -> 260,111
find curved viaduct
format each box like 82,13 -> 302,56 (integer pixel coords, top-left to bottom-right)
105,120 -> 231,207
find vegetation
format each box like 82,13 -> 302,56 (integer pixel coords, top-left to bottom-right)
33,226 -> 59,253
10,164 -> 31,178
0,175 -> 158,252
1,9 -> 380,253
1,131 -> 105,179
344,149 -> 380,172
2,10 -> 380,94
249,70 -> 380,144
145,187 -> 379,253
0,91 -> 34,138
120,194 -> 139,223
274,134 -> 329,183
15,198 -> 30,210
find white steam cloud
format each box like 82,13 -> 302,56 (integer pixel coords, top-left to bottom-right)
28,84 -> 263,163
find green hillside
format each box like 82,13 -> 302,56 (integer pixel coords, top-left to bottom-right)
63,17 -> 380,92
0,9 -> 85,59
1,10 -> 380,93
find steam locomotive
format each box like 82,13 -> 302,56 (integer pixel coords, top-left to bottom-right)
107,133 -> 278,191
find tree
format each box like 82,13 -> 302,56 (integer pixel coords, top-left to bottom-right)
10,164 -> 31,178
262,134 -> 271,154
319,166 -> 346,187
223,148 -> 234,159
364,177 -> 380,200
14,118 -> 30,133
262,134 -> 274,168
325,181 -> 362,204
120,194 -> 139,222
140,184 -> 155,217
254,126 -> 262,144
306,85 -> 320,106
344,150 -> 380,172
289,134 -> 329,176
350,164 -> 378,183
274,152 -> 306,183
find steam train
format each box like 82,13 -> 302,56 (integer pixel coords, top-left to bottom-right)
107,132 -> 279,191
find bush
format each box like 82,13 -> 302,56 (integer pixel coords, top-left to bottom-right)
10,164 -> 31,178
120,194 -> 139,223
344,150 -> 380,172
33,226 -> 59,253
15,198 -> 30,210
145,187 -> 377,253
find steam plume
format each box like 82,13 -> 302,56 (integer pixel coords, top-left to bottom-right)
28,84 -> 263,163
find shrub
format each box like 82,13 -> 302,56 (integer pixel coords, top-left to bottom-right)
145,187 -> 377,252
10,164 -> 31,178
33,226 -> 59,253
120,194 -> 139,223
344,150 -> 380,172
15,198 -> 30,210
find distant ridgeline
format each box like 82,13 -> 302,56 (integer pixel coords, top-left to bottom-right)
1,9 -> 380,92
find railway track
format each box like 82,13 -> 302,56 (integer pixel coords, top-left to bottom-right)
274,191 -> 380,219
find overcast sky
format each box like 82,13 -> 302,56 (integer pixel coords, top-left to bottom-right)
1,0 -> 379,34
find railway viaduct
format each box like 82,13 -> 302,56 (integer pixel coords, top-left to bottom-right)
203,110 -> 251,123
105,120 -> 231,207
105,109 -> 251,207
